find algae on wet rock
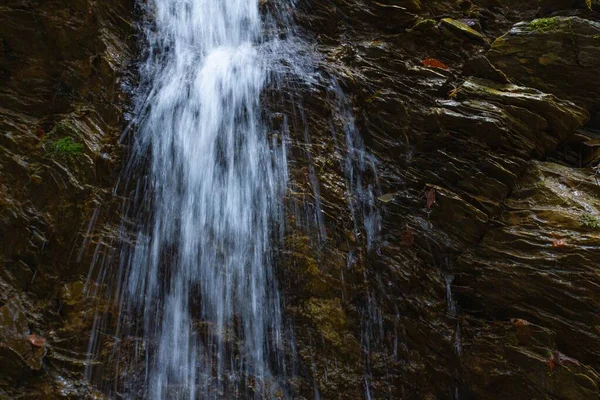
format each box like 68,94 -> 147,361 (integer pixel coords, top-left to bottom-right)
48,137 -> 84,157
441,18 -> 488,42
488,16 -> 600,109
1,0 -> 600,398
529,17 -> 561,32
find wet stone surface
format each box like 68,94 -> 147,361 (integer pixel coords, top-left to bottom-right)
1,0 -> 600,398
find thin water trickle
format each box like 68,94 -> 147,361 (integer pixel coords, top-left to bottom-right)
330,83 -> 381,249
445,274 -> 457,317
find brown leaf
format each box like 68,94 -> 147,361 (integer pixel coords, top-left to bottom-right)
448,88 -> 460,98
27,333 -> 46,347
511,318 -> 532,343
401,226 -> 415,246
35,127 -> 45,139
426,187 -> 436,209
422,58 -> 449,70
552,238 -> 567,248
546,356 -> 556,373
510,318 -> 529,327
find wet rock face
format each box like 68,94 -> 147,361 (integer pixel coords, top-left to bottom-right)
488,16 -> 600,110
1,0 -> 600,399
281,0 -> 600,398
456,161 -> 600,398
0,0 -> 135,397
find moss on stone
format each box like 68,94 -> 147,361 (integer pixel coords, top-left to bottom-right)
538,52 -> 562,66
44,120 -> 84,158
411,18 -> 437,32
580,214 -> 600,229
48,137 -> 84,157
441,18 -> 487,42
529,17 -> 560,32
303,297 -> 360,358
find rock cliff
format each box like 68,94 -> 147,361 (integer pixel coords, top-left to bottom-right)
1,0 -> 599,398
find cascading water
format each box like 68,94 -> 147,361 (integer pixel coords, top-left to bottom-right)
87,0 -> 290,398
84,0 -> 384,397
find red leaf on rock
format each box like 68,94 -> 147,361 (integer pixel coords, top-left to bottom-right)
27,333 -> 46,347
426,187 -> 436,209
35,127 -> 45,139
401,226 -> 415,246
510,318 -> 529,327
510,318 -> 532,343
422,58 -> 449,70
546,356 -> 556,373
552,238 -> 567,248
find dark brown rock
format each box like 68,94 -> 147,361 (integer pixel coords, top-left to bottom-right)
1,0 -> 600,398
0,0 -> 135,397
488,16 -> 600,110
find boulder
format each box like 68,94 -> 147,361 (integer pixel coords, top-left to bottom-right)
488,16 -> 600,110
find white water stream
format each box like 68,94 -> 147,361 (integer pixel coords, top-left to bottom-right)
107,0 -> 288,397
85,0 -> 381,398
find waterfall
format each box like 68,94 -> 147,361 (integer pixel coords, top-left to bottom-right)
88,0 -> 290,398
83,0 -> 383,397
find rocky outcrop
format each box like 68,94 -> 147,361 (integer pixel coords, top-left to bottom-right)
488,16 -> 600,110
279,0 -> 600,398
0,0 -> 134,397
1,0 -> 599,398
456,161 -> 600,399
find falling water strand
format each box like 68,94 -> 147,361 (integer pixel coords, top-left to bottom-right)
330,82 -> 380,249
90,0 -> 290,398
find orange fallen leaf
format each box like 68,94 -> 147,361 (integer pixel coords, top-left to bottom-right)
546,356 -> 556,373
510,318 -> 529,327
426,187 -> 436,209
552,238 -> 567,248
401,226 -> 415,246
448,87 -> 460,98
35,127 -> 45,139
422,58 -> 449,70
511,318 -> 532,343
27,333 -> 46,347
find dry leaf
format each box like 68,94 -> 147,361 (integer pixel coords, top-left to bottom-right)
546,356 -> 556,373
422,58 -> 449,70
426,187 -> 436,209
510,318 -> 529,327
552,238 -> 567,248
401,226 -> 415,246
27,333 -> 46,347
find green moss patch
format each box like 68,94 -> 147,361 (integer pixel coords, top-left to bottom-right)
44,120 -> 85,158
49,137 -> 84,156
529,17 -> 560,32
580,214 -> 600,230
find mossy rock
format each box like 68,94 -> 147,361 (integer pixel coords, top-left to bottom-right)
441,18 -> 488,43
44,120 -> 85,159
301,297 -> 360,358
528,17 -> 562,32
487,16 -> 600,110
